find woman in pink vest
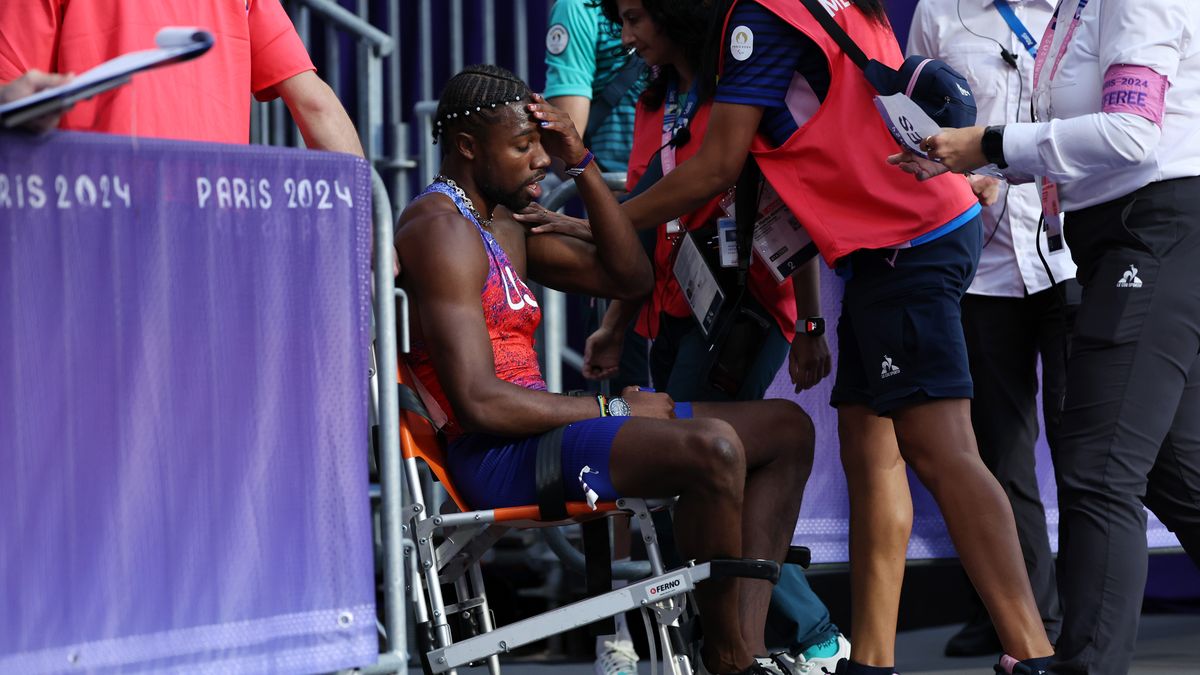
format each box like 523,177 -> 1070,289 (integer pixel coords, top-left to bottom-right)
614,1 -> 1056,674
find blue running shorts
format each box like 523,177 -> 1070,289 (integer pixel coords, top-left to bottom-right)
830,216 -> 982,415
446,402 -> 695,509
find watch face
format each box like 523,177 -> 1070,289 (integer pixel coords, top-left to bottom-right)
607,397 -> 632,417
800,317 -> 825,337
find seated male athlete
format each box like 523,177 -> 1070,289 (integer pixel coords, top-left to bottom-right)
396,65 -> 816,675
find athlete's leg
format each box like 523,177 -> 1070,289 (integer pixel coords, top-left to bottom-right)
691,398 -> 815,656
837,403 -> 911,667
891,398 -> 1051,660
607,416 -> 750,673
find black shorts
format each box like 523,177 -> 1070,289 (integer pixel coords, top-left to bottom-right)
830,215 -> 982,415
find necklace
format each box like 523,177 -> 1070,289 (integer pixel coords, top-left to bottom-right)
433,175 -> 493,229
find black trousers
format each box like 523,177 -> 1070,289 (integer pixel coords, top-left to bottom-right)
1052,177 -> 1200,675
961,285 -> 1069,644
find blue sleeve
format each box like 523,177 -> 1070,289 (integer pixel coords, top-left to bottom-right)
543,0 -> 600,99
715,1 -> 804,108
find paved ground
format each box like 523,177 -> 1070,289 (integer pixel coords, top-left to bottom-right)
408,613 -> 1200,674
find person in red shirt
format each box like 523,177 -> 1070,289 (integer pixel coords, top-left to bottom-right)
0,0 -> 361,154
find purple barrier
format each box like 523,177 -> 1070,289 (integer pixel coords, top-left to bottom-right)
0,132 -> 376,673
769,266 -> 1183,564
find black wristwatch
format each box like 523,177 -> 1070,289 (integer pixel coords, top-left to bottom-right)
981,125 -> 1008,169
796,316 -> 825,337
605,396 -> 631,417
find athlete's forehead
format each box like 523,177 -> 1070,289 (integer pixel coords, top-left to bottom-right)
490,102 -> 537,142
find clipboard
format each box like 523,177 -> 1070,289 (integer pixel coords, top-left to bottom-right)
0,27 -> 214,129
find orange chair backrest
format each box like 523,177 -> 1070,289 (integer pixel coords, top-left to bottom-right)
396,361 -> 472,512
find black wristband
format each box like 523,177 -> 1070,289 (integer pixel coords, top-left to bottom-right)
982,125 -> 1008,169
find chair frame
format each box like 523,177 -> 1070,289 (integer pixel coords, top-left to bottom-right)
398,387 -> 723,674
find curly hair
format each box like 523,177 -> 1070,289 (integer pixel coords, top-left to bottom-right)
432,64 -> 533,146
596,0 -> 719,110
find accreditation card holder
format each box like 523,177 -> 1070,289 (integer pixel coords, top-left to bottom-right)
673,233 -> 725,336
719,185 -> 815,282
1039,178 -> 1066,254
718,217 -> 739,268
751,183 -> 817,282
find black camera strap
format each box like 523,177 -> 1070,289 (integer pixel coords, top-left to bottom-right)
733,154 -> 760,288
584,55 -> 646,154
798,0 -> 872,72
705,155 -> 762,352
797,0 -> 904,98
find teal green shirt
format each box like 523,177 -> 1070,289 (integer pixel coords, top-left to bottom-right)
543,0 -> 642,174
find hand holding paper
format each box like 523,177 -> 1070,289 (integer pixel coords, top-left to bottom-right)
876,93 -> 1004,181
0,27 -> 213,129
0,71 -> 75,132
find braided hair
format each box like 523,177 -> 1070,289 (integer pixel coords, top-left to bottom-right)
432,65 -> 534,146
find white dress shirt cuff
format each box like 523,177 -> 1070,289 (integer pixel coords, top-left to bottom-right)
1001,122 -> 1043,178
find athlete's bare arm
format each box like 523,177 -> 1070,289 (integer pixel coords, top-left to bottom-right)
521,95 -> 654,299
396,197 -> 669,436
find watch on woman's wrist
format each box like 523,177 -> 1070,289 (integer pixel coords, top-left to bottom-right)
982,125 -> 1008,169
796,316 -> 825,337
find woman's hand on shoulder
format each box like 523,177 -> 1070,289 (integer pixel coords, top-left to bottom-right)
512,202 -> 595,241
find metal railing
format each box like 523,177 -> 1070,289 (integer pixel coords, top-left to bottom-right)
253,1 -> 544,212
370,167 -> 408,673
252,1 -> 415,206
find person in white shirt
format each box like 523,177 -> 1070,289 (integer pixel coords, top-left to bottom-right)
906,0 -> 1071,658
895,1 -> 1200,673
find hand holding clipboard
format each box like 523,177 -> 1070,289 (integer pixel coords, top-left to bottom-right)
0,27 -> 213,131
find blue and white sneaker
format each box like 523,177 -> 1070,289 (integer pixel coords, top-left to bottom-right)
776,633 -> 852,674
595,635 -> 639,675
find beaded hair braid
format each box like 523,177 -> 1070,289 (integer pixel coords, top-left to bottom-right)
432,64 -> 534,145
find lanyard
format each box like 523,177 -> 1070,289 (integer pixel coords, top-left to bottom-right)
660,78 -> 698,176
993,0 -> 1039,58
1033,0 -> 1089,89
